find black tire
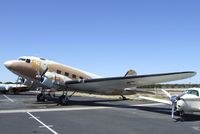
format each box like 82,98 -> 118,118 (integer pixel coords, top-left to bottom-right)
59,95 -> 69,105
37,93 -> 45,102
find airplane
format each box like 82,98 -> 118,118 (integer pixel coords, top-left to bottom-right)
139,88 -> 200,119
0,83 -> 29,94
3,56 -> 196,105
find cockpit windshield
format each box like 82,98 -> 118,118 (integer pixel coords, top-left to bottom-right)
18,58 -> 31,63
185,90 -> 199,96
18,58 -> 26,61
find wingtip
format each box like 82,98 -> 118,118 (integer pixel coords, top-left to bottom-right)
188,71 -> 197,76
180,71 -> 197,76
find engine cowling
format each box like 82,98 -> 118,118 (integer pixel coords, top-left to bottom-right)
40,72 -> 71,89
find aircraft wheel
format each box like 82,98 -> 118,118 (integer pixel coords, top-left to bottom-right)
177,110 -> 185,121
37,93 -> 45,102
59,95 -> 69,105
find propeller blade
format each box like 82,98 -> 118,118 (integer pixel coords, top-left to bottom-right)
171,103 -> 175,119
176,92 -> 186,100
35,67 -> 48,82
161,89 -> 172,98
41,67 -> 48,77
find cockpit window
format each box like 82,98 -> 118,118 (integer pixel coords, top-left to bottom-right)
18,58 -> 26,61
26,59 -> 31,63
185,90 -> 199,96
18,58 -> 31,63
40,58 -> 46,60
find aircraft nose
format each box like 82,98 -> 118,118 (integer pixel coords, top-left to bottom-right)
177,100 -> 185,111
4,61 -> 14,70
4,60 -> 36,78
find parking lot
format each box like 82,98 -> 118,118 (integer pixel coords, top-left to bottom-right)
0,93 -> 200,134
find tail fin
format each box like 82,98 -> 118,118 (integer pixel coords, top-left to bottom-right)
125,69 -> 137,77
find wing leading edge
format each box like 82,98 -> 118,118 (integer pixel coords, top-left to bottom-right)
65,71 -> 196,95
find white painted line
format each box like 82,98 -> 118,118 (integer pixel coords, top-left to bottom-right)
27,112 -> 58,134
29,116 -> 40,119
3,95 -> 14,103
0,106 -> 110,114
192,126 -> 200,131
39,125 -> 53,128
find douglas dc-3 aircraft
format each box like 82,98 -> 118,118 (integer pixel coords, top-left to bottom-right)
4,56 -> 196,105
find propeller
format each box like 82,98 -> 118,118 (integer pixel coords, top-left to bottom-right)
36,67 -> 48,82
161,89 -> 185,119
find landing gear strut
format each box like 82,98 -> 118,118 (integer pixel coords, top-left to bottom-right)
179,110 -> 185,121
36,88 -> 55,102
58,90 -> 69,105
37,88 -> 46,102
36,88 -> 75,105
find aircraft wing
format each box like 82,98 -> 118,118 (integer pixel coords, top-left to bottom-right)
65,71 -> 196,94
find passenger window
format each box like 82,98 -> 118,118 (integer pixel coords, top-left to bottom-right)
26,59 -> 31,63
65,72 -> 69,76
79,76 -> 84,79
57,70 -> 61,74
72,74 -> 76,79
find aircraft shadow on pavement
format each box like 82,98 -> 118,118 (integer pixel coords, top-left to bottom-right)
67,99 -> 200,122
3,93 -> 200,122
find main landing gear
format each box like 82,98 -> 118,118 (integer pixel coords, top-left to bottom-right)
36,88 -> 75,105
58,90 -> 69,105
58,90 -> 76,105
179,110 -> 185,121
174,110 -> 185,121
37,93 -> 45,102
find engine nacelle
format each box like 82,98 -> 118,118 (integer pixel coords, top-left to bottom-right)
41,77 -> 53,88
41,72 -> 71,89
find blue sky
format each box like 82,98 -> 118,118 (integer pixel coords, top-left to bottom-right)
0,0 -> 199,83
